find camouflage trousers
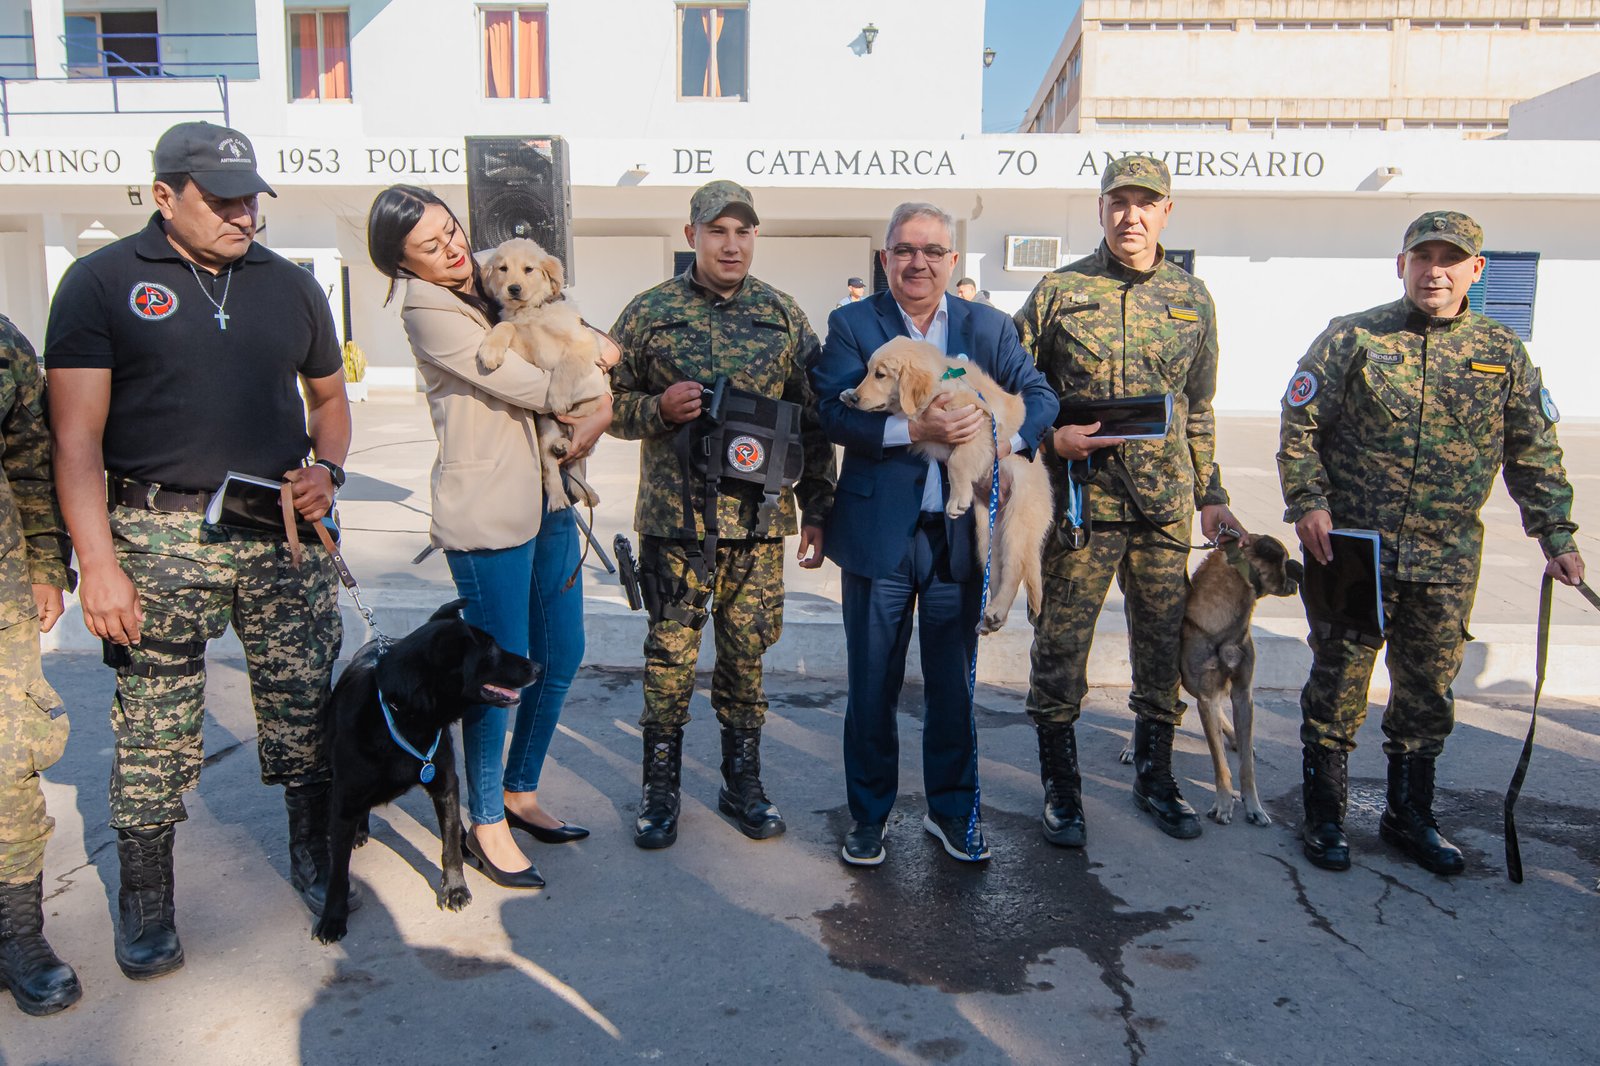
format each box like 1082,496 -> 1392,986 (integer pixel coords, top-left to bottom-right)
1300,576 -> 1476,759
0,617 -> 68,884
1027,518 -> 1192,727
107,507 -> 341,829
640,536 -> 784,730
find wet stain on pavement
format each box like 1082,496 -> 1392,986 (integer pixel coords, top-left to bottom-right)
816,803 -> 1189,1066
1268,779 -> 1600,881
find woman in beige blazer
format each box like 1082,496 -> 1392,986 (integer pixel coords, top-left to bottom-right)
367,185 -> 615,888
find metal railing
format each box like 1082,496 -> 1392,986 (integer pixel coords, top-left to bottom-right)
0,31 -> 258,79
0,74 -> 232,135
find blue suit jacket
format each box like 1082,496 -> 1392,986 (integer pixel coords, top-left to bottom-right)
809,291 -> 1059,580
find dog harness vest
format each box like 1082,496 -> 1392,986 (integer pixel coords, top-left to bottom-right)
377,688 -> 442,784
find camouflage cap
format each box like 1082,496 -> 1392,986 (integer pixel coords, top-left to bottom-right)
1101,154 -> 1171,197
689,180 -> 760,226
1402,211 -> 1483,256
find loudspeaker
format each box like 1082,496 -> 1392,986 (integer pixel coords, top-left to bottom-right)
464,136 -> 574,283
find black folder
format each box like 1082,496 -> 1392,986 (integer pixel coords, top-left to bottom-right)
1055,393 -> 1172,439
1300,529 -> 1384,640
204,471 -> 327,539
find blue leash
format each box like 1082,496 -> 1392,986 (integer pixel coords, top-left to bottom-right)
378,687 -> 442,785
946,367 -> 997,860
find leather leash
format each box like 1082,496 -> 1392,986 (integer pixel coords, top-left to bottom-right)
278,484 -> 389,647
1504,574 -> 1600,883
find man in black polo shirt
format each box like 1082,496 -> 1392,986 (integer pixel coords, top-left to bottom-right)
45,122 -> 352,980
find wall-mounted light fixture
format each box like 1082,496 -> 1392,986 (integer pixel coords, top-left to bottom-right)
862,23 -> 878,53
983,47 -> 996,68
126,185 -> 143,206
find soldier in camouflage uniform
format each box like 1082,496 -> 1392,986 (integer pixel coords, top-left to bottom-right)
609,180 -> 835,849
0,317 -> 82,1016
1280,210 -> 1582,876
1016,155 -> 1243,844
44,122 -> 352,979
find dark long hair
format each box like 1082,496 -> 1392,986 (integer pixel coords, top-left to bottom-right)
366,184 -> 498,320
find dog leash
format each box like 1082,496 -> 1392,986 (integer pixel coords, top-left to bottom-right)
1504,574 -> 1600,883
279,484 -> 393,650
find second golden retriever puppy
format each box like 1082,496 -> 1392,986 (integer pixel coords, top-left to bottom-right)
477,238 -> 605,509
841,337 -> 1052,634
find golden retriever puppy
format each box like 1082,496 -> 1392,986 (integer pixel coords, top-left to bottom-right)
840,337 -> 1052,634
477,238 -> 605,509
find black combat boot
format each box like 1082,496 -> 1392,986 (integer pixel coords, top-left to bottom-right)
717,726 -> 786,840
0,875 -> 82,1016
1380,754 -> 1465,876
1036,721 -> 1086,847
635,726 -> 683,850
1301,746 -> 1351,871
114,825 -> 183,980
1130,718 -> 1201,839
285,781 -> 361,917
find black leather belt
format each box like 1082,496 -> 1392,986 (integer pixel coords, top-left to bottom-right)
108,477 -> 211,514
918,511 -> 945,528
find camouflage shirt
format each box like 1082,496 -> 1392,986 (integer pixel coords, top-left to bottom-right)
609,267 -> 836,540
1015,242 -> 1229,524
1278,297 -> 1577,583
0,315 -> 73,626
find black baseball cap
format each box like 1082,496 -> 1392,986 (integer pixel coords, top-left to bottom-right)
847,277 -> 865,288
154,121 -> 276,199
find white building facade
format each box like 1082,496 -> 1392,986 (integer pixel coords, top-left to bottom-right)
0,0 -> 1597,416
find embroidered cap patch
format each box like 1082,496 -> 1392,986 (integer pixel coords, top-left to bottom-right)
129,282 -> 179,321
1286,370 -> 1318,407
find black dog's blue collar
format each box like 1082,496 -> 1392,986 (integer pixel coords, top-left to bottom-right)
377,687 -> 441,785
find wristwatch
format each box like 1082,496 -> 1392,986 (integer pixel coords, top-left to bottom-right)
313,458 -> 347,489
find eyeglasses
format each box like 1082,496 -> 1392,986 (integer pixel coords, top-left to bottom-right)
888,244 -> 952,262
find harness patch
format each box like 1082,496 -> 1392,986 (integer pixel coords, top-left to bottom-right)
727,434 -> 765,474
129,282 -> 179,321
1470,360 -> 1508,375
1167,305 -> 1199,322
1286,370 -> 1318,407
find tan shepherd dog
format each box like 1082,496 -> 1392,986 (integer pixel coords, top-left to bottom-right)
840,337 -> 1052,634
476,238 -> 605,509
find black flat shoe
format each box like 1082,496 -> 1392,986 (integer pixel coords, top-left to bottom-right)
461,828 -> 545,889
504,808 -> 590,844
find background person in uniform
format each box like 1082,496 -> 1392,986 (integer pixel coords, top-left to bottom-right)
366,184 -> 616,889
45,122 -> 350,980
0,317 -> 81,1016
608,180 -> 835,850
810,202 -> 1056,866
1016,155 -> 1242,846
1279,210 -> 1583,877
838,277 -> 867,306
955,277 -> 979,302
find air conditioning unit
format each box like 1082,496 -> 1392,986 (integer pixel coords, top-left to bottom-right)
1005,235 -> 1062,272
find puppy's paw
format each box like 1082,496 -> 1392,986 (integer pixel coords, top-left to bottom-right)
1208,796 -> 1236,825
945,498 -> 973,520
1118,746 -> 1134,765
1244,801 -> 1272,827
312,916 -> 348,944
980,608 -> 1006,635
437,881 -> 472,913
545,491 -> 572,512
576,483 -> 600,508
549,438 -> 570,458
478,343 -> 509,372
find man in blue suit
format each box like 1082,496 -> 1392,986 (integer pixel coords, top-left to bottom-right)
810,203 -> 1058,866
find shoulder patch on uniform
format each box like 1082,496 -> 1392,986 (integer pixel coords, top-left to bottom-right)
1167,305 -> 1200,322
1362,347 -> 1401,365
1286,370 -> 1318,407
129,282 -> 179,321
1469,360 -> 1508,375
1540,387 -> 1560,424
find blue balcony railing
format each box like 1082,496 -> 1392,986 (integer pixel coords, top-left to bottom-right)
0,74 -> 232,135
0,32 -> 258,79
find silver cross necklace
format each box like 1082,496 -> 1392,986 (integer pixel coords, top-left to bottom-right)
187,261 -> 233,330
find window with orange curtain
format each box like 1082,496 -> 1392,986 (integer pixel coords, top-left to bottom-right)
287,9 -> 353,102
482,7 -> 548,100
678,4 -> 747,100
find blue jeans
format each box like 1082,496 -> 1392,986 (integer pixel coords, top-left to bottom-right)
444,509 -> 585,825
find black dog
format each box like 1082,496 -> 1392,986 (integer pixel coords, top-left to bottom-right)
313,599 -> 538,944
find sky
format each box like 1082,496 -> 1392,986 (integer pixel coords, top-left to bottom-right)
982,0 -> 1081,133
